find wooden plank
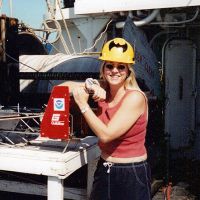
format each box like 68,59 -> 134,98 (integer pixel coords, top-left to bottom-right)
48,177 -> 64,200
0,179 -> 87,200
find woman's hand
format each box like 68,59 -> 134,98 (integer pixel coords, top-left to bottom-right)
72,86 -> 89,109
85,78 -> 106,102
90,84 -> 106,102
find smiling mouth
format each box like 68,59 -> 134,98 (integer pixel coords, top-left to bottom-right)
109,75 -> 119,78
109,75 -> 124,82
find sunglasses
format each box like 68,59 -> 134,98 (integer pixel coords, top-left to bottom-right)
104,63 -> 127,71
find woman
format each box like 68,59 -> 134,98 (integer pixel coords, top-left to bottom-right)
73,38 -> 151,200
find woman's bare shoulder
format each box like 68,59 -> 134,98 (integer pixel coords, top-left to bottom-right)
123,90 -> 146,108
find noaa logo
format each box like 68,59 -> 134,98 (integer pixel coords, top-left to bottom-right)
54,98 -> 65,111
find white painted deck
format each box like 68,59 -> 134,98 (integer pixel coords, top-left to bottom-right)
0,136 -> 100,200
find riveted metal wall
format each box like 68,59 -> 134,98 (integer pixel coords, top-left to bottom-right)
164,39 -> 196,150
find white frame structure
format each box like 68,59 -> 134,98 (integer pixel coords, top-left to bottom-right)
0,136 -> 100,200
74,0 -> 200,14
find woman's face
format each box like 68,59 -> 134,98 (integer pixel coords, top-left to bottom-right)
103,61 -> 129,87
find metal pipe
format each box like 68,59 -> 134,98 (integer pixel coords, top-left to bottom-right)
9,0 -> 13,17
116,9 -> 160,28
0,17 -> 6,62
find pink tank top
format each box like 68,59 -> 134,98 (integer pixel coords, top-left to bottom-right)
98,90 -> 148,158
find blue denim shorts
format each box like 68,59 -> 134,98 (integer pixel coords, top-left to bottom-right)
89,157 -> 151,200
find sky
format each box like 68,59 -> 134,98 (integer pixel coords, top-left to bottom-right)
0,0 -> 47,28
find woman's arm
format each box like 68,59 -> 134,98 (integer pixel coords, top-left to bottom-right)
58,81 -> 84,93
59,80 -> 106,101
73,87 -> 146,143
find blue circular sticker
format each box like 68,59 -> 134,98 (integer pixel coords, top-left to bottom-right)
55,99 -> 64,109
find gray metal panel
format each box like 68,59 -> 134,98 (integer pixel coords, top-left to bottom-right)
164,39 -> 196,149
0,110 -> 19,130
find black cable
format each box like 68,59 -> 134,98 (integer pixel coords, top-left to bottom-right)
1,45 -> 39,72
1,46 -> 54,86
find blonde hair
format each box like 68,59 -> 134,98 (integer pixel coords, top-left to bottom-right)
99,62 -> 139,90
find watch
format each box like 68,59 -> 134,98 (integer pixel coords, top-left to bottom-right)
81,106 -> 90,114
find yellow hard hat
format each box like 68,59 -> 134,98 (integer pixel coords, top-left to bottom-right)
99,38 -> 135,64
